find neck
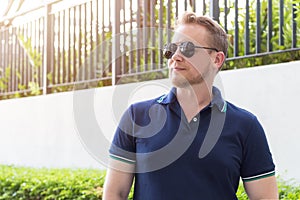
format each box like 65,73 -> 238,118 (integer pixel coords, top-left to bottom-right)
176,83 -> 213,122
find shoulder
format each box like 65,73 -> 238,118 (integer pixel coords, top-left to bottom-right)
226,101 -> 257,121
130,94 -> 167,111
130,87 -> 175,112
225,101 -> 263,134
126,94 -> 168,124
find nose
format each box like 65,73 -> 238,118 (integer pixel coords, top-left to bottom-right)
171,46 -> 184,61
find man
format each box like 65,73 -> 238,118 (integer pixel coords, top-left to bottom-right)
103,12 -> 278,200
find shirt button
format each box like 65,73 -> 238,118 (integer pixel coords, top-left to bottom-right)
193,117 -> 198,122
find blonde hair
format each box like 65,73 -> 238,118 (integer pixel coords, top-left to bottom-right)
176,12 -> 228,57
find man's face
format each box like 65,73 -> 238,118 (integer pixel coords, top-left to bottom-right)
168,24 -> 219,88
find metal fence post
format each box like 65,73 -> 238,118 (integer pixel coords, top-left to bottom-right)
43,4 -> 52,94
112,0 -> 121,85
210,0 -> 220,23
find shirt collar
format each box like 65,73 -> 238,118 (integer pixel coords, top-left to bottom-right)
156,86 -> 227,113
210,86 -> 227,113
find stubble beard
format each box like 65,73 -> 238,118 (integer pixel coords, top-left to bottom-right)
170,69 -> 203,88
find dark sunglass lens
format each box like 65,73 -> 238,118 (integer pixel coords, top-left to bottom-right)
163,50 -> 173,59
180,42 -> 195,58
163,43 -> 177,59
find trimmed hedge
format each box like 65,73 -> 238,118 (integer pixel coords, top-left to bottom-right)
1,165 -> 300,199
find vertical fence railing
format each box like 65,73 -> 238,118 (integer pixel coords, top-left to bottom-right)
112,0 -> 121,85
267,0 -> 273,52
244,0 -> 250,55
0,0 -> 299,99
44,4 -> 52,94
279,0 -> 284,46
234,0 -> 239,57
292,3 -> 297,48
256,0 -> 261,54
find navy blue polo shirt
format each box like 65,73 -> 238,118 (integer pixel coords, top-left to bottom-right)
109,87 -> 275,200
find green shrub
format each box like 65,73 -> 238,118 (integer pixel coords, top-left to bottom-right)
236,177 -> 300,200
0,165 -> 105,200
277,178 -> 300,200
1,165 -> 300,199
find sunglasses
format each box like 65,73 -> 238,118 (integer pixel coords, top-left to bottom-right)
163,41 -> 219,59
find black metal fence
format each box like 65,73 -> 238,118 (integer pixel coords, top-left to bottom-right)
0,0 -> 299,99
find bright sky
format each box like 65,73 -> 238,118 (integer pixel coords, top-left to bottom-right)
0,0 -> 49,18
0,1 -> 8,17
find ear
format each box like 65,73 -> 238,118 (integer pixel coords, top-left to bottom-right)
214,51 -> 225,71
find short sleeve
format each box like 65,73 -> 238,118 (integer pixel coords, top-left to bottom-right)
240,117 -> 275,182
109,105 -> 136,164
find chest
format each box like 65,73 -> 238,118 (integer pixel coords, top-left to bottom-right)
134,113 -> 243,175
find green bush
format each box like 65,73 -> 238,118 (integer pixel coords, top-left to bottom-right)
0,165 -> 105,200
236,177 -> 300,200
1,165 -> 300,199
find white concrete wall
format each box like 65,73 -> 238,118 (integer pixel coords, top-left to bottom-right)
219,61 -> 300,183
0,61 -> 299,183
